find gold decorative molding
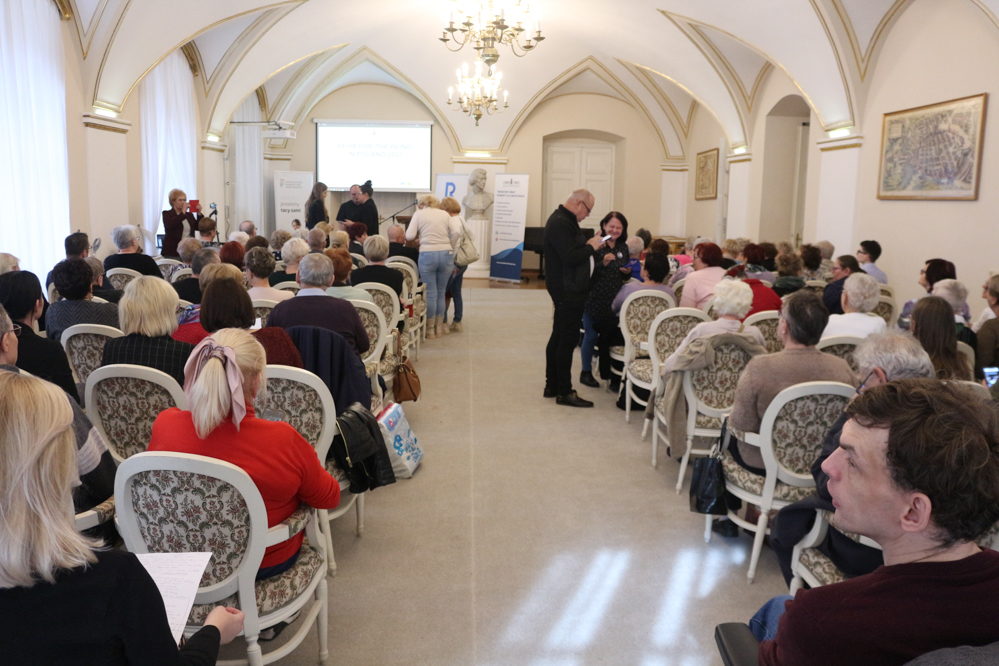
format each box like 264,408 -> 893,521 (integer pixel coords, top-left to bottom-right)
660,164 -> 689,172
255,87 -> 268,114
805,0 -> 856,128
263,152 -> 292,161
200,141 -> 227,152
970,0 -> 999,32
622,61 -> 697,140
180,43 -> 200,76
53,0 -> 72,20
83,122 -> 127,134
81,113 -> 131,134
817,134 -> 863,151
726,152 -> 752,164
68,0 -> 110,58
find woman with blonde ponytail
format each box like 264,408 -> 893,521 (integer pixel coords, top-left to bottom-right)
149,328 -> 341,578
0,370 -> 245,663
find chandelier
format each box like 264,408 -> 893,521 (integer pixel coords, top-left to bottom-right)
447,61 -> 509,126
440,0 -> 545,66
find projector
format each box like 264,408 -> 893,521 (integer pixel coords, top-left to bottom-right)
263,128 -> 296,139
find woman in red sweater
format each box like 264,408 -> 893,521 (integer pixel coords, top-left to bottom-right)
148,328 -> 339,576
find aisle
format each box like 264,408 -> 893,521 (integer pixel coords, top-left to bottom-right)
264,288 -> 786,666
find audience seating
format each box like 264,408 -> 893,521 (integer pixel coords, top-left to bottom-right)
251,299 -> 279,328
789,509 -> 880,593
708,381 -> 854,582
154,258 -> 181,280
673,278 -> 685,304
115,451 -> 329,666
275,260 -> 287,272
386,255 -> 418,273
879,284 -> 895,299
356,282 -> 402,332
259,364 -> 364,577
106,267 -> 141,290
85,364 -> 188,463
61,323 -> 124,385
74,496 -> 117,532
171,267 -> 193,283
620,290 -> 676,422
645,307 -> 712,466
676,341 -> 755,494
351,299 -> 393,404
386,262 -> 421,360
816,335 -> 864,372
274,281 -> 300,295
91,295 -> 109,304
873,294 -> 896,326
743,311 -> 782,353
804,280 -> 827,294
351,253 -> 369,268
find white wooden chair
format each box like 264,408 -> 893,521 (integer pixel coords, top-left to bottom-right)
672,278 -> 686,305
106,267 -> 142,291
251,299 -> 279,328
386,255 -> 418,273
387,256 -> 425,338
85,364 -> 188,463
275,260 -> 287,272
878,284 -> 895,300
816,335 -> 865,372
707,381 -> 855,582
644,308 -> 712,465
274,281 -> 300,295
386,261 -> 421,359
350,299 -> 392,407
91,296 -> 109,304
155,258 -> 181,280
872,294 -> 897,327
804,280 -> 828,294
259,365 -> 364,576
351,253 -> 369,268
74,496 -> 116,532
115,451 -> 329,666
957,341 -> 976,373
170,267 -> 193,283
620,290 -> 676,422
61,323 -> 124,385
356,281 -> 402,330
789,509 -> 881,593
744,310 -> 782,354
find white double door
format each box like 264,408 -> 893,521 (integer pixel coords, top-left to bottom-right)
543,141 -> 614,231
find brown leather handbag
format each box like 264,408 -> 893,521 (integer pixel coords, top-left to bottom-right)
394,358 -> 421,402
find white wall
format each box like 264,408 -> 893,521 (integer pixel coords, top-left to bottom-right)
684,105 -> 729,240
854,0 -> 999,306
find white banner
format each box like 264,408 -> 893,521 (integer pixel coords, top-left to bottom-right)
433,173 -> 468,214
490,174 -> 529,282
273,171 -> 313,232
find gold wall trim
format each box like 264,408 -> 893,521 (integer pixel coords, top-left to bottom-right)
180,43 -> 200,76
83,122 -> 127,134
452,157 -> 509,165
728,157 -> 752,164
267,51 -> 341,121
197,7 -> 288,99
263,152 -> 292,161
805,0 -> 856,128
68,0 -> 110,58
620,60 -> 694,147
970,0 -> 999,31
200,141 -> 226,152
691,24 -> 772,113
829,0 -> 912,81
53,0 -> 72,20
256,87 -> 268,115
818,143 -> 862,152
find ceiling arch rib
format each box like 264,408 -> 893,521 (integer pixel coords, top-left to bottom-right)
693,25 -> 773,115
616,61 -> 698,151
823,0 -> 914,82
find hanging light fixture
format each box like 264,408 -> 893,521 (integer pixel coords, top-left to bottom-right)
447,61 -> 509,126
440,0 -> 544,67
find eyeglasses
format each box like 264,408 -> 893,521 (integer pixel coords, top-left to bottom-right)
856,369 -> 875,394
580,200 -> 592,214
8,323 -> 21,338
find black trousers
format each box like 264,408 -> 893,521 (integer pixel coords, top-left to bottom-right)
592,315 -> 624,379
546,300 -> 585,396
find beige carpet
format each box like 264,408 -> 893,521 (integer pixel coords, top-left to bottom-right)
230,288 -> 788,665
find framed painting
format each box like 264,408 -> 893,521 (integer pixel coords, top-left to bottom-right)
695,148 -> 719,201
877,93 -> 988,201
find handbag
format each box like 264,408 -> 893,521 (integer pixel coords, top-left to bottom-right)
689,440 -> 728,515
454,218 -> 479,266
394,358 -> 422,402
328,403 -> 397,494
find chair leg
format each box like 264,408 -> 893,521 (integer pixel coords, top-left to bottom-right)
789,574 -> 803,595
676,437 -> 694,494
322,509 -> 336,577
316,577 -> 330,664
651,425 -> 658,468
747,510 -> 770,584
704,515 -> 714,543
246,635 -> 264,666
625,377 -> 632,423
355,493 -> 365,536
641,418 -> 650,441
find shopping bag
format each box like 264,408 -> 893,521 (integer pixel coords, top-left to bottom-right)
377,402 -> 424,479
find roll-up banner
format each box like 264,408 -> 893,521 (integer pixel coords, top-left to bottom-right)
273,171 -> 314,231
489,174 -> 529,282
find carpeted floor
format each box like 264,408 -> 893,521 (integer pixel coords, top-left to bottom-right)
231,287 -> 787,666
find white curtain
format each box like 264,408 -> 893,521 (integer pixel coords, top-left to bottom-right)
232,94 -> 264,235
140,50 -> 198,255
0,0 -> 71,276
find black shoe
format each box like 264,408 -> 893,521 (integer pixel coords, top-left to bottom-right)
556,391 -> 594,407
711,518 -> 740,538
608,379 -> 621,394
543,387 -> 557,398
579,371 -> 600,388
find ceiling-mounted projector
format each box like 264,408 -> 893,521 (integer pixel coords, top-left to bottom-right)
230,120 -> 296,140
262,128 -> 296,139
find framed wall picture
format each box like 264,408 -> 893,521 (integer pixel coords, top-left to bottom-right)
695,148 -> 719,201
877,93 -> 988,201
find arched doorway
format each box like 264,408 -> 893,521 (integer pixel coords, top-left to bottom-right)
759,95 -> 811,246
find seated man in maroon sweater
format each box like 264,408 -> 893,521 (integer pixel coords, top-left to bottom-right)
266,253 -> 370,358
752,378 -> 999,665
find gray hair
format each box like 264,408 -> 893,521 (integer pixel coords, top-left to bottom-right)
567,188 -> 593,206
0,304 -> 12,337
84,257 -> 104,282
191,248 -> 220,276
228,231 -> 250,246
694,237 -> 713,248
307,228 -> 327,251
297,253 -> 334,288
112,225 -> 139,250
626,236 -> 644,257
281,238 -> 310,265
238,220 -> 256,235
816,240 -> 835,260
853,332 -> 935,381
932,279 -> 969,315
291,229 -> 309,241
843,273 -> 880,313
712,279 -> 754,318
0,253 -> 19,275
364,235 -> 390,263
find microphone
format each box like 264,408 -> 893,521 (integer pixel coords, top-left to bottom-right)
209,202 -> 218,218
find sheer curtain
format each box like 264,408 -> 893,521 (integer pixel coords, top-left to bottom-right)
0,0 -> 71,276
140,50 -> 198,255
231,95 -> 263,234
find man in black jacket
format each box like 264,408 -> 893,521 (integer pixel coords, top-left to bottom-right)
544,189 -> 604,407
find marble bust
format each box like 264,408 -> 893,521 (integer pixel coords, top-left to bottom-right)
462,168 -> 493,221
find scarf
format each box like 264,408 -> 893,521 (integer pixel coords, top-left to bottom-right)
183,338 -> 247,429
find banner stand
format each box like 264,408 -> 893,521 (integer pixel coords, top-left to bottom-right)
489,174 -> 529,283
273,171 -> 313,232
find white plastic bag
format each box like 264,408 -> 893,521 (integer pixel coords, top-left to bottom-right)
377,402 -> 423,479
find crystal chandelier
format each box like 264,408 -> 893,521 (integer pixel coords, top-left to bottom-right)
440,0 -> 545,67
447,61 -> 509,126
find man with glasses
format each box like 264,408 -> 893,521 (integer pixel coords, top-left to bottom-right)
543,189 -> 604,407
856,239 -> 888,284
45,232 -> 90,291
770,332 -> 936,585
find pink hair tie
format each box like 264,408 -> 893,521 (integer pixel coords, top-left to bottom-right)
183,338 -> 247,430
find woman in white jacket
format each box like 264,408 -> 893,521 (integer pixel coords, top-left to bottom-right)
406,194 -> 461,338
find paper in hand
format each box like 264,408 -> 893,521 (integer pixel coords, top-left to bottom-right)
136,552 -> 213,645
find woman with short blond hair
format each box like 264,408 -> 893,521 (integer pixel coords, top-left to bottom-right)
0,371 -> 245,663
407,193 -> 461,337
161,188 -> 203,258
101,276 -> 194,385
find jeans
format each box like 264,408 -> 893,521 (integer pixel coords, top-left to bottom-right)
581,312 -> 622,377
419,250 -> 455,320
444,264 -> 467,323
546,300 -> 585,396
749,594 -> 793,642
581,312 -> 598,373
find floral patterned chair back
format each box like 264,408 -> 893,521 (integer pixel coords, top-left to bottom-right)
251,299 -> 279,328
356,282 -> 399,330
768,389 -> 851,479
114,451 -> 330,664
804,280 -> 828,294
649,308 -> 712,372
816,335 -> 864,372
85,364 -> 187,464
106,267 -> 141,291
620,290 -> 676,356
171,267 -> 193,283
349,300 -> 389,368
387,264 -> 416,303
256,365 -> 337,460
687,342 -> 754,422
744,310 -> 782,354
673,279 -> 685,304
873,296 -> 896,326
274,281 -> 300,295
61,324 -> 124,385
155,259 -> 181,280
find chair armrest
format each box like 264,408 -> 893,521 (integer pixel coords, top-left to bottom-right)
266,504 -> 312,547
715,623 -> 760,666
742,431 -> 762,448
75,496 -> 116,531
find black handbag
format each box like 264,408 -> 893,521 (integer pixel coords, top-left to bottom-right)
328,403 -> 397,494
689,455 -> 728,515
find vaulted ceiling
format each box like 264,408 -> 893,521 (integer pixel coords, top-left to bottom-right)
65,0 -> 987,158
